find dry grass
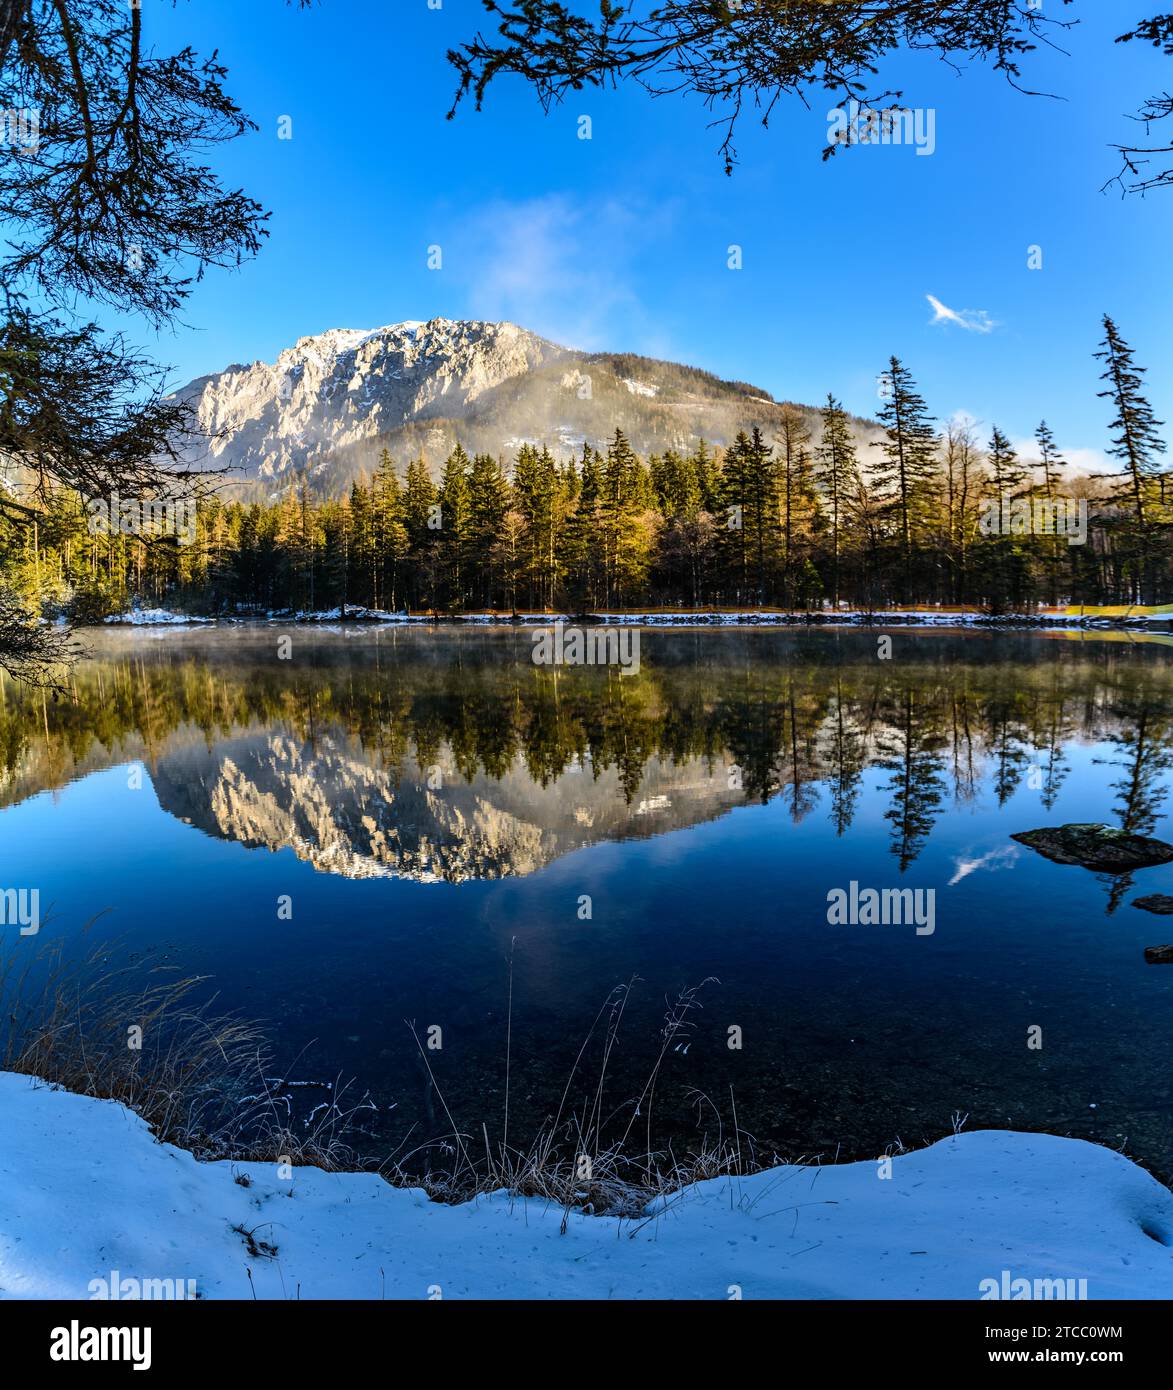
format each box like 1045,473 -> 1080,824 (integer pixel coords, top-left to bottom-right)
2,925 -> 761,1216
382,974 -> 762,1219
0,920 -> 365,1170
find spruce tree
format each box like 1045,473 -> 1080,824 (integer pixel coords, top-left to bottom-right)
599,429 -> 649,607
817,395 -> 859,608
690,437 -> 719,516
873,358 -> 938,597
513,444 -> 562,608
986,426 -> 1026,499
1035,421 -> 1068,607
979,427 -> 1031,610
777,408 -> 819,610
438,444 -> 473,610
743,425 -> 778,605
1096,314 -> 1166,532
716,431 -> 752,604
348,476 -> 374,609
468,453 -> 511,608
403,455 -> 438,609
561,443 -> 601,612
371,450 -> 408,611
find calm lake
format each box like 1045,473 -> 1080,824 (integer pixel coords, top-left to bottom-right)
4,625 -> 1173,1179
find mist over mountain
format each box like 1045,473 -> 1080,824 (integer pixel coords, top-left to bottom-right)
174,317 -> 879,494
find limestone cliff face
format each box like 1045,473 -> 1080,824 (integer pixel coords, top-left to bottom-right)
146,730 -> 744,883
173,316 -> 873,490
175,319 -> 565,486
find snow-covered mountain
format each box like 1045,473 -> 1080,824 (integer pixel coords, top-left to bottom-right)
174,317 -> 860,493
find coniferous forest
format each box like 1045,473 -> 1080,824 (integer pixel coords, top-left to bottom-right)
3,323 -> 1169,621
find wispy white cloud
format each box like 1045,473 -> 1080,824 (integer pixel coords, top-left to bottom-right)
949,844 -> 1020,887
447,194 -> 674,352
927,294 -> 996,334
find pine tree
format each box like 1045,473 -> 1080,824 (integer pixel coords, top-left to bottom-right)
777,408 -> 820,610
986,426 -> 1027,498
1035,421 -> 1066,504
438,444 -> 473,610
716,431 -> 752,604
742,425 -> 778,605
599,428 -> 650,607
1096,315 -> 1167,532
403,455 -> 438,610
816,395 -> 859,608
371,450 -> 408,611
873,358 -> 939,595
979,427 -> 1031,611
1034,421 -> 1068,607
349,476 -> 375,608
320,497 -> 352,612
691,437 -> 719,516
651,448 -> 701,519
468,452 -> 512,608
561,442 -> 601,612
512,444 -> 562,608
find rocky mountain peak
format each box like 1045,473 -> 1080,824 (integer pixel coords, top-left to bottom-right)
174,317 -> 871,496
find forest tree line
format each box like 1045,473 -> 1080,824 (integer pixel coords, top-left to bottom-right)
2,319 -> 1169,618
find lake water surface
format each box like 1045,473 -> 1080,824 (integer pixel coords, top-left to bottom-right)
4,625 -> 1173,1179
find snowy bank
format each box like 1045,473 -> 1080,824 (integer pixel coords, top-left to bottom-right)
87,607 -> 1167,631
2,1074 -> 1171,1300
102,608 -> 215,626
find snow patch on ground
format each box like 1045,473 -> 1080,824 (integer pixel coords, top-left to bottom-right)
1,1073 -> 1170,1300
93,608 -> 1167,631
102,608 -> 215,626
284,606 -> 421,623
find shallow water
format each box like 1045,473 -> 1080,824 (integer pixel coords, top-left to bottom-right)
3,625 -> 1173,1178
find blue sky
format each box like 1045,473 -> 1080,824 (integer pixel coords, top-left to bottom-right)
132,0 -> 1173,467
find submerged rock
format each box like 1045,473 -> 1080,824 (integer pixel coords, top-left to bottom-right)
1144,945 -> 1173,965
1010,823 -> 1173,873
1133,895 -> 1173,915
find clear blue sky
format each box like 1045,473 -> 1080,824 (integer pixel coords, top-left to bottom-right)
131,0 -> 1173,468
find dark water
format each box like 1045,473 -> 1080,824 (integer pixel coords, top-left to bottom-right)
4,625 -> 1173,1178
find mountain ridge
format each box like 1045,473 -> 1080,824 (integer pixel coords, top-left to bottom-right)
174,316 -> 879,496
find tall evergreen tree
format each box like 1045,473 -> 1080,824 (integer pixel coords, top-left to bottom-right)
561,443 -> 602,612
468,452 -> 512,608
438,444 -> 473,610
403,455 -> 438,609
1096,315 -> 1167,533
371,450 -> 408,611
716,431 -> 752,604
1034,421 -> 1068,606
816,395 -> 859,609
513,444 -> 562,608
986,426 -> 1027,498
599,429 -> 651,607
873,358 -> 939,596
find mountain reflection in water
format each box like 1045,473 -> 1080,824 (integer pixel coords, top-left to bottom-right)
5,626 -> 1172,883
4,625 -> 1173,1178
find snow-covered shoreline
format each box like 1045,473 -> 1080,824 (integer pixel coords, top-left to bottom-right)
2,1072 -> 1170,1300
102,608 -> 216,626
95,606 -> 1167,631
